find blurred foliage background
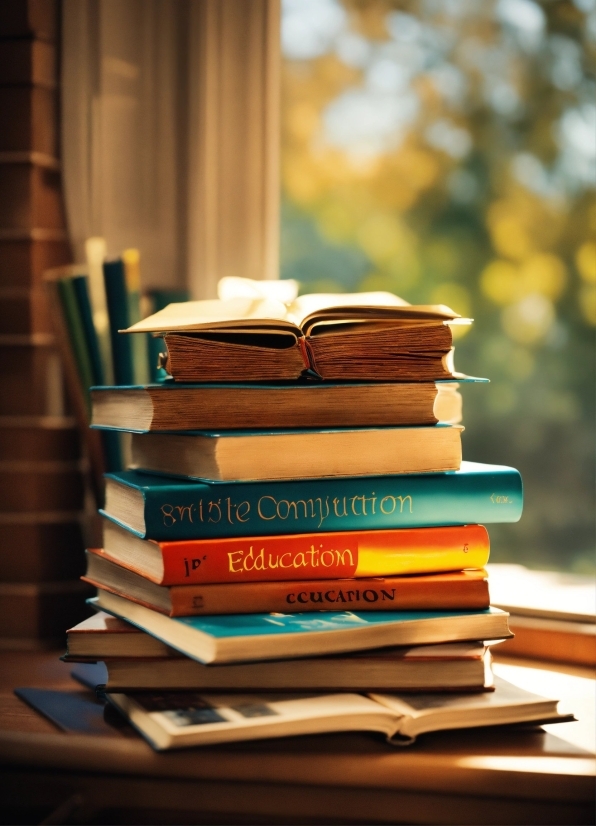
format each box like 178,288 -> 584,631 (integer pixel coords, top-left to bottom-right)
280,0 -> 595,572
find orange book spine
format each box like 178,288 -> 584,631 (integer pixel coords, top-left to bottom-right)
153,525 -> 489,585
89,570 -> 489,617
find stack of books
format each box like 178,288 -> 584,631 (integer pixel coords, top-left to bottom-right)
65,290 -> 567,749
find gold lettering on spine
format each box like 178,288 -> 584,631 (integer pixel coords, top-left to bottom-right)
258,496 -> 277,520
335,548 -> 354,567
321,550 -> 334,567
243,547 -> 256,571
236,501 -> 250,521
175,504 -> 194,522
380,496 -> 396,514
397,495 -> 413,513
207,500 -> 221,522
161,504 -> 176,526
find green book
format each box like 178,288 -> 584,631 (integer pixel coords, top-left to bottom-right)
57,277 -> 95,415
70,274 -> 122,471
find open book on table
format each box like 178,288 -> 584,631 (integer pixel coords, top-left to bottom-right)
106,675 -> 568,751
124,292 -> 472,382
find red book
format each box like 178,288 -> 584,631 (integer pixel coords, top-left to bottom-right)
103,519 -> 490,585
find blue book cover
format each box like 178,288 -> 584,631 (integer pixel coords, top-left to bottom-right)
101,460 -> 523,540
91,591 -> 511,664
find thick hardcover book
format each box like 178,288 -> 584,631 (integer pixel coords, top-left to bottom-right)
91,380 -> 467,432
102,643 -> 492,693
65,612 -> 177,659
92,590 -> 512,664
84,550 -> 490,616
101,461 -> 523,541
129,425 -> 463,482
102,519 -> 490,584
106,677 -> 566,750
123,292 -> 471,382
64,613 -> 492,692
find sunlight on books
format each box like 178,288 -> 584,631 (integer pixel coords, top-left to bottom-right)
456,756 -> 596,777
493,662 -> 596,754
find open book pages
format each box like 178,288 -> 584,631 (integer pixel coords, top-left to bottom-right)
124,292 -> 459,335
123,293 -> 471,382
105,675 -> 566,750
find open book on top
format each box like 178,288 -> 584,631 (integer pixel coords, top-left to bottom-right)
124,292 -> 472,382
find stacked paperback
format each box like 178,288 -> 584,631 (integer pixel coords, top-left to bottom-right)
65,291 -> 566,749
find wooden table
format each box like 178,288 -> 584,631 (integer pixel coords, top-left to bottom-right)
0,649 -> 594,825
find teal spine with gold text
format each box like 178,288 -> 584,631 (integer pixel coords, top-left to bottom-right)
101,461 -> 522,540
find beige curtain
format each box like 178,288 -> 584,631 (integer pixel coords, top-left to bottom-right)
61,0 -> 280,297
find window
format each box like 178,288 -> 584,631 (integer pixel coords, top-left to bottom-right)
280,0 -> 595,572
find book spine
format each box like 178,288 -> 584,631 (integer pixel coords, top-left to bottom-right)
57,277 -> 95,411
71,274 -> 104,385
128,467 -> 522,540
103,259 -> 134,386
92,573 -> 490,617
151,525 -> 488,585
122,249 -> 150,386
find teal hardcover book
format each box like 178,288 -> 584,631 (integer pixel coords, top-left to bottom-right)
91,591 -> 511,664
100,460 -> 523,540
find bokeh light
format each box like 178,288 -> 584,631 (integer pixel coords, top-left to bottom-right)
281,0 -> 595,572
